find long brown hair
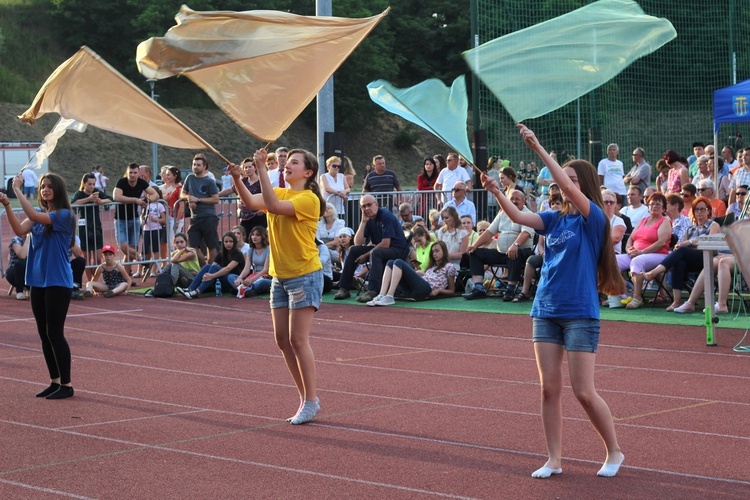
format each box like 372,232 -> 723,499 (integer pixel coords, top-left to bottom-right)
560,160 -> 623,295
38,173 -> 75,241
288,148 -> 326,217
427,240 -> 450,270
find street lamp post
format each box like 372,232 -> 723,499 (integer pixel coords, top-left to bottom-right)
147,78 -> 159,181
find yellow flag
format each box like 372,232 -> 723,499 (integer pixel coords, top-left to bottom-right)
19,46 -> 218,153
137,6 -> 389,142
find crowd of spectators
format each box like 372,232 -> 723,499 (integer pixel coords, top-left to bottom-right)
5,142 -> 750,312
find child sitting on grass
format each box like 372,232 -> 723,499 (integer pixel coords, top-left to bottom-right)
83,245 -> 131,298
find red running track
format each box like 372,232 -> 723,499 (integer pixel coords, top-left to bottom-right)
1,294 -> 749,499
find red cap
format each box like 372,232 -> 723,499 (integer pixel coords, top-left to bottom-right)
102,244 -> 116,254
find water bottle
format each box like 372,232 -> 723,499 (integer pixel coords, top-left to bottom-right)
215,278 -> 222,297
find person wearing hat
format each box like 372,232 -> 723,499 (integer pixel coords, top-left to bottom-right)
83,244 -> 131,298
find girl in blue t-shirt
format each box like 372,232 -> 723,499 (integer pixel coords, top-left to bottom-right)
482,125 -> 626,479
2,173 -> 76,400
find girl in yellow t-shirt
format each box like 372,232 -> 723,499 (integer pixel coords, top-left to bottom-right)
229,148 -> 326,425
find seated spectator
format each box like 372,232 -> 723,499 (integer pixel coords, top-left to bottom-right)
5,234 -> 29,300
463,189 -> 535,301
435,206 -> 469,267
334,195 -> 410,303
317,202 -> 345,263
235,226 -> 272,298
513,195 -> 562,303
411,225 -> 435,271
317,238 -> 334,293
638,197 -> 717,313
462,215 -> 479,247
443,182 -> 476,226
621,186 -> 648,228
602,190 -> 626,255
398,202 -> 423,226
176,232 -> 244,299
69,236 -> 87,298
367,241 -> 456,305
727,185 -> 749,219
537,183 -> 560,212
428,208 -> 442,233
601,190 -> 627,308
696,178 -> 727,218
665,193 -> 691,241
655,159 -> 670,194
230,225 -> 250,256
617,193 -> 671,309
643,186 -> 656,200
476,220 -> 491,243
82,245 -> 131,298
161,232 -> 200,288
680,184 -> 697,216
332,227 -> 363,283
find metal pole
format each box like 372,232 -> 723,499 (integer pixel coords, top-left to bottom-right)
316,0 -> 334,165
148,79 -> 159,180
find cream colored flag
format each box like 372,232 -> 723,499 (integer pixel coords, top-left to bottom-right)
19,46 -> 222,156
137,6 -> 389,142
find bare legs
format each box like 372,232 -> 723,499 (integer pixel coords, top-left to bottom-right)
272,307 -> 317,403
533,342 -> 622,476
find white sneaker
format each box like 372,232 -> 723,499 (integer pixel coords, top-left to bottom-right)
366,294 -> 385,306
378,295 -> 396,306
16,292 -> 26,300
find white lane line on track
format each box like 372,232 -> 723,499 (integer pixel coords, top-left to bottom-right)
0,478 -> 94,499
0,418 -> 474,499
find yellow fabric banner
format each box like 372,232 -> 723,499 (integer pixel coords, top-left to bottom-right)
19,46 -> 217,152
137,6 -> 389,142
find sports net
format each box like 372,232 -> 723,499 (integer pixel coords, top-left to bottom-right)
474,0 -> 750,173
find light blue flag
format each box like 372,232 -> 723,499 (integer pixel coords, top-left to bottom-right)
367,76 -> 474,164
463,0 -> 676,123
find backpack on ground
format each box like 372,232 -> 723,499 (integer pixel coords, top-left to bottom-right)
151,271 -> 176,298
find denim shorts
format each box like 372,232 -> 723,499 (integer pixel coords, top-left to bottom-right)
270,269 -> 323,311
115,219 -> 141,248
532,317 -> 600,353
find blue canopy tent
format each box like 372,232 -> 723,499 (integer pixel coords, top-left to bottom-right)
713,78 -> 750,175
708,79 -> 750,347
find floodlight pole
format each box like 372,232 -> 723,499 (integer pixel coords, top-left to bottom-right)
316,0 -> 335,166
147,78 -> 159,181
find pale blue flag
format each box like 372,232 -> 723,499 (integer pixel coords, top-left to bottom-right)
463,0 -> 676,123
367,76 -> 474,164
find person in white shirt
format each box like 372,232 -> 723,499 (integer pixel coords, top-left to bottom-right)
434,152 -> 472,204
597,143 -> 627,198
21,168 -> 39,199
93,165 -> 108,192
621,186 -> 649,228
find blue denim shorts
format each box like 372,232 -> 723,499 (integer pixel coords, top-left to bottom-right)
532,317 -> 600,353
116,219 -> 141,248
270,269 -> 323,311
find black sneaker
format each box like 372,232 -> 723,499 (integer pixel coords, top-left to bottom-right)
462,287 -> 487,300
334,288 -> 351,300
